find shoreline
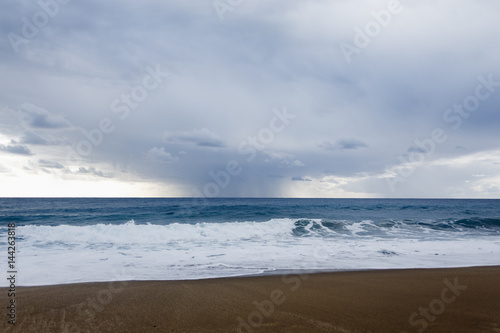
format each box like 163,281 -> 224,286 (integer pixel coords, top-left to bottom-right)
2,265 -> 500,332
6,263 -> 500,288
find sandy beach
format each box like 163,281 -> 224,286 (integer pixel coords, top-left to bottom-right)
2,266 -> 499,332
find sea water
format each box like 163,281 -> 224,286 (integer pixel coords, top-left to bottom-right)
1,198 -> 499,286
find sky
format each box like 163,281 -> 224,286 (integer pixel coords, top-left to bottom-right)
1,0 -> 499,198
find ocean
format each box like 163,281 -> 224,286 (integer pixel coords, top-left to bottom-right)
1,198 -> 499,286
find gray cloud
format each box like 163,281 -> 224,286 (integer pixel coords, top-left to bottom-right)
0,0 -> 499,197
0,144 -> 32,155
146,147 -> 179,163
164,128 -> 225,148
337,139 -> 368,150
15,131 -> 50,145
407,146 -> 427,153
77,167 -> 112,178
264,151 -> 305,168
38,159 -> 64,169
319,139 -> 368,151
18,103 -> 72,129
292,176 -> 312,182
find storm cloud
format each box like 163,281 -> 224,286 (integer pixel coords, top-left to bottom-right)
0,0 -> 499,197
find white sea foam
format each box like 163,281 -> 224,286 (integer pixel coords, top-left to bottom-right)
1,219 -> 500,286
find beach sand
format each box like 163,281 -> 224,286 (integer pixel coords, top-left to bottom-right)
2,266 -> 499,332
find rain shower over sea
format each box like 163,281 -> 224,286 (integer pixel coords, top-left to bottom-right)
1,198 -> 499,286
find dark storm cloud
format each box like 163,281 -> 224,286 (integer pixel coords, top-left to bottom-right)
1,0 -> 500,197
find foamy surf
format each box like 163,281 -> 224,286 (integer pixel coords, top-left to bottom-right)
2,216 -> 499,286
